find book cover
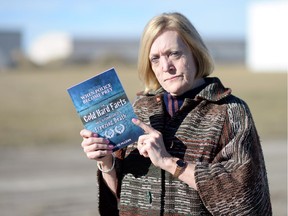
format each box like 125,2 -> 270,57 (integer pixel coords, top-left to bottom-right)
67,68 -> 143,151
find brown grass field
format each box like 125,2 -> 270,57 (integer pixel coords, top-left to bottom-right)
0,64 -> 286,146
0,64 -> 287,215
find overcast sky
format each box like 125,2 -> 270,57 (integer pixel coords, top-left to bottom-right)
0,0 -> 254,51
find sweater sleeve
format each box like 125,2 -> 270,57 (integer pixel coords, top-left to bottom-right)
194,100 -> 272,216
97,169 -> 119,216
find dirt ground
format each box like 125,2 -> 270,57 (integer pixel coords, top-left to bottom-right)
0,139 -> 286,216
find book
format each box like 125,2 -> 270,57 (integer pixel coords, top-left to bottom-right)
67,68 -> 143,151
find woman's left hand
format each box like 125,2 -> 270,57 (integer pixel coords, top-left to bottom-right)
132,118 -> 171,168
132,118 -> 197,189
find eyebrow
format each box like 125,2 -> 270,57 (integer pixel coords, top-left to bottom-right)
149,48 -> 177,57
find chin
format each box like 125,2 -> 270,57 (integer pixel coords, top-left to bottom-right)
164,84 -> 186,96
165,83 -> 188,95
169,90 -> 182,96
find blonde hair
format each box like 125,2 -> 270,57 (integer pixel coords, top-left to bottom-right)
138,12 -> 214,93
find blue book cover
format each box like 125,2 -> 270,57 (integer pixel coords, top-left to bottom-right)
67,68 -> 143,151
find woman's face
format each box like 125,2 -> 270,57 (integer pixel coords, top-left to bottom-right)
149,30 -> 198,96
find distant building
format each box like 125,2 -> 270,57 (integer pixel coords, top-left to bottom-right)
69,37 -> 245,65
28,32 -> 72,65
0,30 -> 22,68
70,38 -> 139,64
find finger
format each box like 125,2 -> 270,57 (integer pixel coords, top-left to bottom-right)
83,143 -> 114,153
137,134 -> 149,146
137,139 -> 152,158
132,118 -> 155,134
81,136 -> 110,148
138,145 -> 149,158
137,140 -> 145,150
138,149 -> 149,157
86,150 -> 113,160
137,143 -> 146,156
80,129 -> 96,138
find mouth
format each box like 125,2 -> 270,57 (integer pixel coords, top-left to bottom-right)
164,75 -> 183,82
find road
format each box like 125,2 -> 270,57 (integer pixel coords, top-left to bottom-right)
0,140 -> 286,216
0,145 -> 99,216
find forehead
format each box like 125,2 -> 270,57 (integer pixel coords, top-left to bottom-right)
150,30 -> 187,54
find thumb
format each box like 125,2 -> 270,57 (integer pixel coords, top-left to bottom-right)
132,118 -> 154,134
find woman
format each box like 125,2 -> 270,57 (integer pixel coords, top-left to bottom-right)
80,12 -> 272,215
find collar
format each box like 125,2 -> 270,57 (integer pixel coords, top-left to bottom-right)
196,77 -> 232,102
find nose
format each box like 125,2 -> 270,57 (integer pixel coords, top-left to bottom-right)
161,56 -> 174,72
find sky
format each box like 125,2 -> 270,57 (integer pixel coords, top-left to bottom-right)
0,0 -> 256,52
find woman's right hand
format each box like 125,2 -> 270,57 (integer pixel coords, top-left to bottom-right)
80,129 -> 114,162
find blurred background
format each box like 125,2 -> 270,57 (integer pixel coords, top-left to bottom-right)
0,0 -> 287,215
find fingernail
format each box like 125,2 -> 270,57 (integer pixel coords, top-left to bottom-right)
108,145 -> 114,149
132,118 -> 138,123
93,133 -> 98,137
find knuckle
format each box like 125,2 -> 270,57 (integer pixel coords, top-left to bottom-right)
87,154 -> 94,160
87,152 -> 98,160
81,141 -> 85,148
81,139 -> 88,148
155,131 -> 161,137
87,137 -> 94,144
80,129 -> 85,137
83,146 -> 90,153
80,129 -> 88,137
154,134 -> 160,139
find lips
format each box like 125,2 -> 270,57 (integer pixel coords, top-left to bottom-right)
164,75 -> 183,82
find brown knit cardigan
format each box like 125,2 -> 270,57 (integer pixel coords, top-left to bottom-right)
97,77 -> 272,216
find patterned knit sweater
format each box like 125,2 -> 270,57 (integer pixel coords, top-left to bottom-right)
97,77 -> 272,216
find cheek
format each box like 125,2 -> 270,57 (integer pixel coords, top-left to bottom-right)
152,70 -> 162,83
184,59 -> 197,78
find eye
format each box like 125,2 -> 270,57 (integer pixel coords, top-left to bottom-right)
169,51 -> 181,58
150,55 -> 159,64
